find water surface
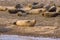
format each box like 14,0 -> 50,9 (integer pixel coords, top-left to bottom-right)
0,35 -> 60,40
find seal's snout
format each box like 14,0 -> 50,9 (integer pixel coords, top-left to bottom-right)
13,22 -> 16,25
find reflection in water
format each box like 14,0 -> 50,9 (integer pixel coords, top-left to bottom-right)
0,35 -> 60,40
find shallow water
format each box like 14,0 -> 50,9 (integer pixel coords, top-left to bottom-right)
0,35 -> 60,40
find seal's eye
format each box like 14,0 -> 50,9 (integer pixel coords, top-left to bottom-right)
39,10 -> 42,12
